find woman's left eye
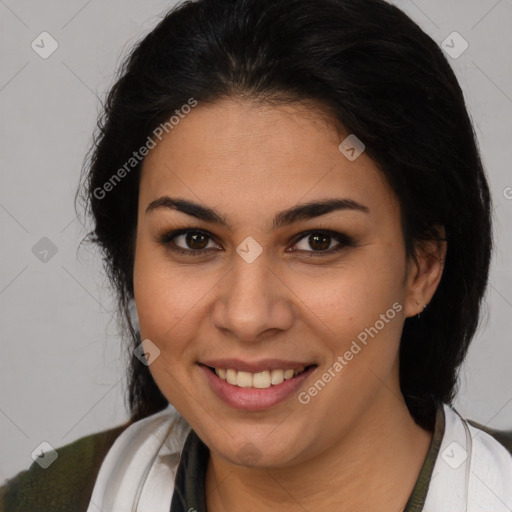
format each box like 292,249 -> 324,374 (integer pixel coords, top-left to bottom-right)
288,230 -> 354,255
158,229 -> 353,256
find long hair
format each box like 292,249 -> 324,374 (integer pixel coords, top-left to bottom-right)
77,0 -> 493,430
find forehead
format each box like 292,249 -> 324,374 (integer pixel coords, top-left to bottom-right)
139,98 -> 399,225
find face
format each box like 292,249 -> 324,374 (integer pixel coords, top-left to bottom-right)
133,97 -> 431,468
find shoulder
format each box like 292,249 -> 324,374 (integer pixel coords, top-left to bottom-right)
467,418 -> 512,456
463,414 -> 512,506
0,420 -> 133,512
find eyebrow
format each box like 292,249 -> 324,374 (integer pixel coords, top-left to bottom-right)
145,195 -> 370,229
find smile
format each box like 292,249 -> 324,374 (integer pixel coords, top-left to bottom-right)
199,360 -> 318,411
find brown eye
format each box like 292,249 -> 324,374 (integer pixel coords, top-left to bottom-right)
307,233 -> 331,251
159,229 -> 221,255
185,231 -> 209,250
289,230 -> 354,255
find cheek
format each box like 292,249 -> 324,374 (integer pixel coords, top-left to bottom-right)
291,256 -> 404,338
133,239 -> 218,357
132,245 -> 198,406
133,240 -> 185,348
294,265 -> 406,425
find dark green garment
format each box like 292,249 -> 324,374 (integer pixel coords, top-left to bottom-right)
1,405 -> 511,512
0,422 -> 132,512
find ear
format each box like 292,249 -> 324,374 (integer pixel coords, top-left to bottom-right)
404,226 -> 447,318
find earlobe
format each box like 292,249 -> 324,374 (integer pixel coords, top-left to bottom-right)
404,227 -> 447,318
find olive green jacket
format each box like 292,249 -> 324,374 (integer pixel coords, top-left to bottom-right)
1,418 -> 511,511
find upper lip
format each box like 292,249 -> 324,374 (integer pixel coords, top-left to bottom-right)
200,359 -> 316,373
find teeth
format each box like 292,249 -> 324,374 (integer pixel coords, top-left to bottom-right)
213,366 -> 307,389
253,371 -> 271,389
236,371 -> 253,388
284,369 -> 294,380
226,369 -> 237,385
270,369 -> 284,385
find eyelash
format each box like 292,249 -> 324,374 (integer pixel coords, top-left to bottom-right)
158,228 -> 354,257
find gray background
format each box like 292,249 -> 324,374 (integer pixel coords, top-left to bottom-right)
1,0 -> 511,482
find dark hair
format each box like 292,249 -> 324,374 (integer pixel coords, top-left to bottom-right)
78,0 -> 493,431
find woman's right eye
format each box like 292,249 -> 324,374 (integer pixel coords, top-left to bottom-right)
159,229 -> 222,256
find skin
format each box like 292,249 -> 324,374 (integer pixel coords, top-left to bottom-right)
133,97 -> 446,511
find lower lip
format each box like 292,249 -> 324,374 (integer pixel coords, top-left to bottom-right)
199,364 -> 317,411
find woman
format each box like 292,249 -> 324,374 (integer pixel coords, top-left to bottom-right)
1,0 -> 511,510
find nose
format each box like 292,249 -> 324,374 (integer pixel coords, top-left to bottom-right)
211,251 -> 294,342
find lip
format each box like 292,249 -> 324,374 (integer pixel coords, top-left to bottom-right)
200,358 -> 314,373
199,362 -> 317,411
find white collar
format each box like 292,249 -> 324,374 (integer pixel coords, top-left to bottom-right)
423,403 -> 512,511
86,403 -> 512,512
85,403 -> 190,512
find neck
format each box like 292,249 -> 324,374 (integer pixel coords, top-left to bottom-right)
205,389 -> 433,512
